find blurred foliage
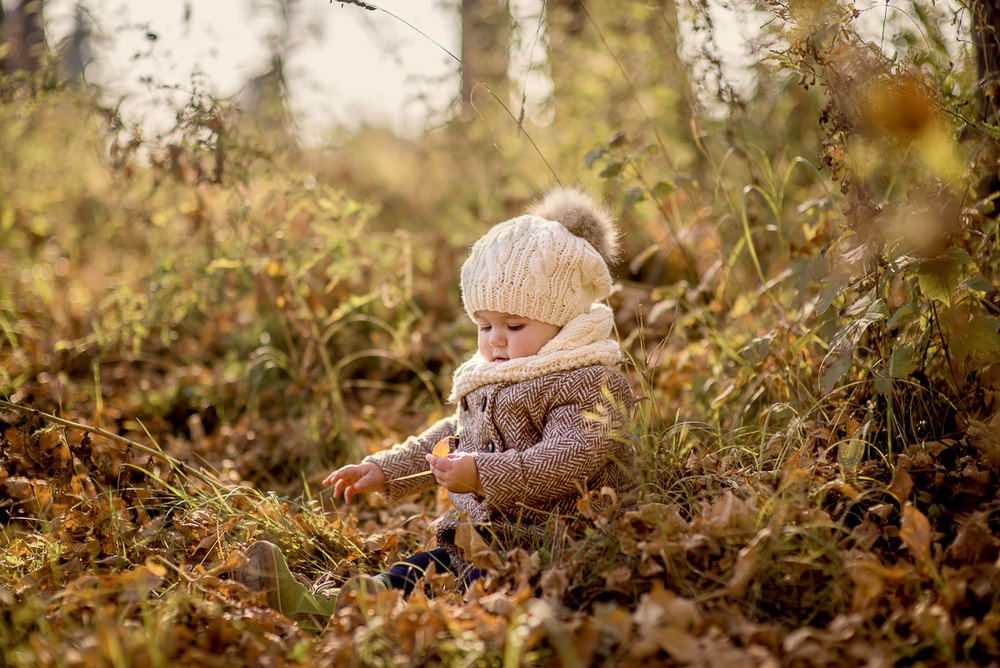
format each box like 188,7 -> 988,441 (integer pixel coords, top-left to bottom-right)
3,0 -> 1000,665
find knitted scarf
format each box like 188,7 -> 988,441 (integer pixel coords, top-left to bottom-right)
448,304 -> 622,403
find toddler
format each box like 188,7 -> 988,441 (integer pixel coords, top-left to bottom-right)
237,187 -> 637,618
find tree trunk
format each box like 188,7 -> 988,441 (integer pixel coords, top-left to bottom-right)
0,0 -> 47,75
973,0 -> 1000,125
971,0 -> 1000,201
460,0 -> 510,116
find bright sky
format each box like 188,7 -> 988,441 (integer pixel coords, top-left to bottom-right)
43,0 -> 460,140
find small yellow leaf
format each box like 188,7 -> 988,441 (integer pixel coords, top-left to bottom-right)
144,557 -> 168,577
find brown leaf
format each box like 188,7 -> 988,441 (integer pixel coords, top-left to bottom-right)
629,639 -> 661,660
633,582 -> 702,634
890,465 -> 913,503
363,532 -> 398,554
900,502 -> 932,569
779,448 -> 812,488
965,417 -> 1000,472
649,627 -> 700,663
616,503 -> 685,579
692,491 -> 756,536
540,565 -> 570,601
637,554 -> 666,577
867,503 -> 895,520
631,585 -> 703,663
593,602 -> 633,645
846,549 -> 917,612
455,519 -> 504,570
118,563 -> 165,600
203,549 -> 248,577
477,589 -> 517,617
850,519 -> 882,551
725,528 -> 772,597
521,599 -> 584,668
603,565 -> 633,591
944,511 -> 999,566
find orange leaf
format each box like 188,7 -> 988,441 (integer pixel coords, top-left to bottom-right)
431,436 -> 454,458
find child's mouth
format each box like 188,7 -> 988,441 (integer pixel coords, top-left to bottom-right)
493,356 -> 508,362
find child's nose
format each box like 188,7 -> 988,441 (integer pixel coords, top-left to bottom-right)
489,328 -> 505,346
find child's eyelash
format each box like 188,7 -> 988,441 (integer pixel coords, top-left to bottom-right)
479,323 -> 524,331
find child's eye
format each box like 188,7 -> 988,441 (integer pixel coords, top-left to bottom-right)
508,324 -> 524,331
478,325 -> 491,332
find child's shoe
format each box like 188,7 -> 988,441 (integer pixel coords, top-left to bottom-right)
234,541 -> 287,612
234,541 -> 339,624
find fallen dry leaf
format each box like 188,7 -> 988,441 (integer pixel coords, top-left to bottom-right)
900,502 -> 932,570
725,527 -> 773,597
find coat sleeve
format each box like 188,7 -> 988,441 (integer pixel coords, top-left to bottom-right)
474,367 -> 634,513
364,412 -> 459,501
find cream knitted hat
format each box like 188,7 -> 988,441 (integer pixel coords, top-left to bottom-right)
461,187 -> 618,327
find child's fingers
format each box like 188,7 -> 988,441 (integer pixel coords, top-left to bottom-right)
324,467 -> 349,487
427,454 -> 469,488
347,472 -> 375,500
425,454 -> 452,481
334,471 -> 362,499
325,465 -> 365,496
424,453 -> 481,495
333,465 -> 387,501
425,453 -> 450,467
424,454 -> 444,483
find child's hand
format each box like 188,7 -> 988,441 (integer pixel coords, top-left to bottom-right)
323,462 -> 388,503
425,452 -> 483,496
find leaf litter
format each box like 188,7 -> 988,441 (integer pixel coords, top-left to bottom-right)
3,393 -> 1000,667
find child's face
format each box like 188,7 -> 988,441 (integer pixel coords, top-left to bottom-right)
474,311 -> 561,362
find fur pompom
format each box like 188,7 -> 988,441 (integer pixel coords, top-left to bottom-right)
527,187 -> 619,264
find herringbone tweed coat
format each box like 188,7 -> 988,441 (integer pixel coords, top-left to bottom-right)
365,364 -> 636,573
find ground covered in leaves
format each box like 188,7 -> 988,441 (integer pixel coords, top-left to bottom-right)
3,371 -> 1000,666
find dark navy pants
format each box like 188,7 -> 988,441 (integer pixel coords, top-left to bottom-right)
383,548 -> 486,595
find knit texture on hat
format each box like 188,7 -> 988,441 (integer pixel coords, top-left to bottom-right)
461,188 -> 617,327
448,304 -> 621,402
